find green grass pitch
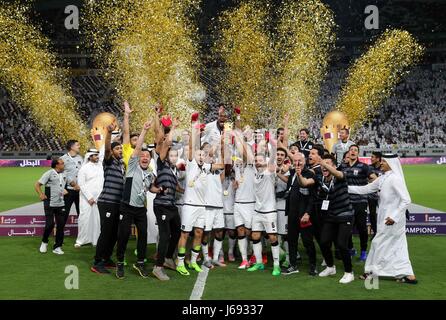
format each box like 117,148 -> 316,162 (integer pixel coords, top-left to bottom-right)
0,164 -> 445,300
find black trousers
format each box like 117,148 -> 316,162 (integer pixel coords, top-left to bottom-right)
116,203 -> 147,263
320,219 -> 353,273
64,189 -> 80,222
287,210 -> 316,267
348,202 -> 368,252
368,199 -> 378,237
94,202 -> 120,263
42,206 -> 66,249
154,204 -> 181,267
311,204 -> 323,248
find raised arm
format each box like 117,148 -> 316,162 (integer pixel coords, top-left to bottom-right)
159,118 -> 179,161
104,123 -> 116,160
282,113 -> 289,147
131,120 -> 153,158
348,177 -> 380,195
153,103 -> 164,145
320,161 -> 344,180
122,101 -> 132,145
296,166 -> 316,187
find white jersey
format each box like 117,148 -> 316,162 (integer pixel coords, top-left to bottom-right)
183,159 -> 211,206
234,164 -> 256,203
205,169 -> 224,208
276,169 -> 289,211
254,168 -> 277,213
222,176 -> 235,213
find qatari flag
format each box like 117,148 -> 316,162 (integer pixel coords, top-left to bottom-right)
324,132 -> 333,139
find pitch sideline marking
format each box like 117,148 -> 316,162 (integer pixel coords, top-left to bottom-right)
189,266 -> 210,300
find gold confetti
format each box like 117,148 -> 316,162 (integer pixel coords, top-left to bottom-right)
84,0 -> 205,134
0,3 -> 90,152
213,0 -> 335,132
335,29 -> 424,130
270,0 -> 336,134
213,0 -> 273,128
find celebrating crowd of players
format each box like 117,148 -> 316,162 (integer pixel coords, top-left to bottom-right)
35,103 -> 389,284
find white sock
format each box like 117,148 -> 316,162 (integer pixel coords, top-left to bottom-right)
283,241 -> 290,263
238,237 -> 248,261
228,238 -> 236,255
201,243 -> 210,262
271,244 -> 280,267
191,249 -> 200,264
213,239 -> 223,261
253,241 -> 262,264
178,255 -> 185,267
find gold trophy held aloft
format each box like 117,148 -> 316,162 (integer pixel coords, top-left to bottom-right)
320,111 -> 349,153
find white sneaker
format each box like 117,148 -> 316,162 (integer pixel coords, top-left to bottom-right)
339,272 -> 355,284
52,247 -> 65,255
39,242 -> 48,253
74,243 -> 81,248
319,266 -> 336,277
321,259 -> 327,267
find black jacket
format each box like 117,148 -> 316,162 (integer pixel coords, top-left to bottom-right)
285,168 -> 314,218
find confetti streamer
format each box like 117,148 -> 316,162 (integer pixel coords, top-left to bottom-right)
213,0 -> 273,128
84,0 -> 206,133
270,0 -> 336,134
336,29 -> 424,130
0,3 -> 90,152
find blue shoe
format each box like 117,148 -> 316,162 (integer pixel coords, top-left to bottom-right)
350,248 -> 357,257
360,250 -> 367,261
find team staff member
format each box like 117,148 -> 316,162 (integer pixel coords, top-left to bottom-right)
332,128 -> 354,166
35,158 -> 68,255
282,153 -> 317,276
91,124 -> 124,274
339,145 -> 377,261
152,118 -> 182,281
297,154 -> 355,284
308,145 -> 324,247
296,128 -> 314,159
61,139 -> 83,221
368,151 -> 383,238
115,120 -> 154,279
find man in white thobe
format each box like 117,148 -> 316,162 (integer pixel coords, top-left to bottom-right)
348,153 -> 417,284
75,149 -> 104,247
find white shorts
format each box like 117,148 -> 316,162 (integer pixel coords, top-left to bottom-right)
204,207 -> 225,232
181,205 -> 206,232
224,213 -> 235,230
233,202 -> 255,229
252,211 -> 278,234
277,209 -> 288,235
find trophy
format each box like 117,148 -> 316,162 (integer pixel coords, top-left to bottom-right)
90,112 -> 120,150
320,111 -> 349,153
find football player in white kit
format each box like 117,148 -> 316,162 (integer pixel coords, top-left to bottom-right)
201,136 -> 227,269
247,152 -> 282,276
232,130 -> 257,270
275,147 -> 291,268
176,114 -> 224,276
222,164 -> 237,262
